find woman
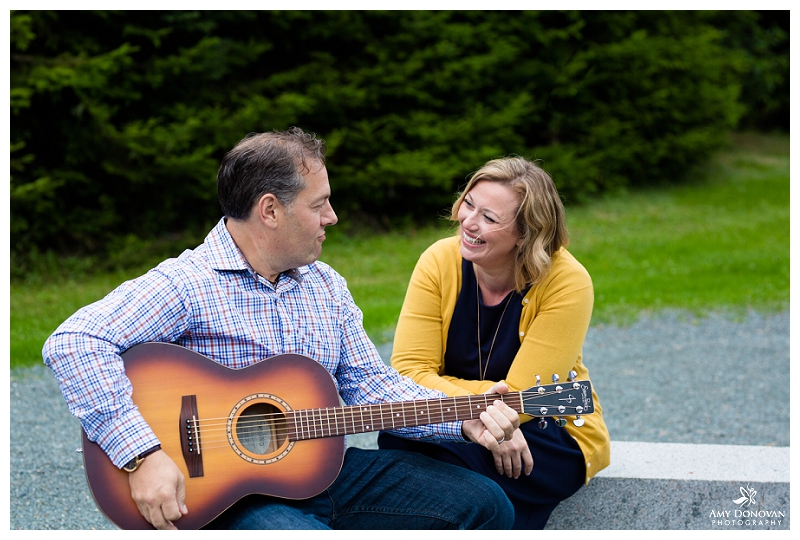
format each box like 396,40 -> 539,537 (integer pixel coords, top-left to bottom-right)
378,156 -> 610,529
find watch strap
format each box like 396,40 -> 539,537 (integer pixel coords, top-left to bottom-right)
122,444 -> 162,472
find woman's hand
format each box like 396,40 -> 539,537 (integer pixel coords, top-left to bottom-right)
492,427 -> 534,479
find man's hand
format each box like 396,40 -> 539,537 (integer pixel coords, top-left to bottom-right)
461,381 -> 520,451
491,427 -> 534,478
128,450 -> 188,530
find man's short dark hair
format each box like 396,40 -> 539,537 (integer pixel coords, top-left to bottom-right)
217,127 -> 326,219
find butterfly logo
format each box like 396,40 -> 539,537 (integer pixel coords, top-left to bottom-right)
732,484 -> 757,507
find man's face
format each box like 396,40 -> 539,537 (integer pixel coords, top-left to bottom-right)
275,162 -> 338,269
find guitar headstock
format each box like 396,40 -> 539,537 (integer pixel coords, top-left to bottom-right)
520,372 -> 594,428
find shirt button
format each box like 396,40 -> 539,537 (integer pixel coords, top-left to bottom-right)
587,462 -> 591,468
519,331 -> 525,337
523,298 -> 529,304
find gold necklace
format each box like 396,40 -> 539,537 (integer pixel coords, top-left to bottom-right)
476,277 -> 514,380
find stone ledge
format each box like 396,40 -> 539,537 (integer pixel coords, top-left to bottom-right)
546,441 -> 790,530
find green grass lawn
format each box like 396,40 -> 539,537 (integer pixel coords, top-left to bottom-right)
566,132 -> 789,324
319,224 -> 457,342
10,132 -> 788,369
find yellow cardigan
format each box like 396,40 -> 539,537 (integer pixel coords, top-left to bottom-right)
391,235 -> 611,483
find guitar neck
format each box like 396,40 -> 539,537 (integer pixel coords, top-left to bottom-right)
288,392 -> 522,441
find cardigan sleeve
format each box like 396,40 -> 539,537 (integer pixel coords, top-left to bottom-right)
505,250 -> 594,392
391,237 -> 476,397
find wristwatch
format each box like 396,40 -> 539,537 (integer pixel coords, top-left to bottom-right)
122,445 -> 162,472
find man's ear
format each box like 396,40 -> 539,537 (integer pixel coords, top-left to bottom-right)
256,193 -> 281,228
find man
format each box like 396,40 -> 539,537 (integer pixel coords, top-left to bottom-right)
43,127 -> 518,530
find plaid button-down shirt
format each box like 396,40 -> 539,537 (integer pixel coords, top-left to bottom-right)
43,219 -> 464,467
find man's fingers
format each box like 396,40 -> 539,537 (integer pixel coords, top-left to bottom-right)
137,502 -> 173,530
176,474 -> 189,516
476,383 -> 519,443
486,381 -> 509,395
479,410 -> 507,444
128,451 -> 186,530
482,401 -> 518,439
162,498 -> 184,523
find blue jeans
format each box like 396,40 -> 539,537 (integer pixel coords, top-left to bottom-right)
378,428 -> 585,530
205,448 -> 514,529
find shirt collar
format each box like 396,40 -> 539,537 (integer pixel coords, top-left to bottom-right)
204,218 -> 250,272
203,218 -> 309,282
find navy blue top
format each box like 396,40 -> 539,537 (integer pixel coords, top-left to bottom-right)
444,259 -> 527,382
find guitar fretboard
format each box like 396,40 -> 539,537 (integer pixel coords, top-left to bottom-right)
288,392 -> 524,440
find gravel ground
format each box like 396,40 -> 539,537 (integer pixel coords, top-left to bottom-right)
9,309 -> 789,530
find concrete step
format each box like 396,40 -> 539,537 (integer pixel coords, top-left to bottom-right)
546,441 -> 790,530
348,434 -> 790,529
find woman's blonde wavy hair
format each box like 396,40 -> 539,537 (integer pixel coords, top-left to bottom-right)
451,156 -> 569,293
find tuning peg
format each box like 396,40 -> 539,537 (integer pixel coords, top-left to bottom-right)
568,370 -> 577,381
538,418 -> 548,429
552,374 -> 560,383
555,417 -> 567,428
573,405 -> 585,426
535,374 -> 545,394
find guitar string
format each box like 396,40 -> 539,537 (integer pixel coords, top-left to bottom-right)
227,403 -> 586,439
175,389 -> 575,430
182,401 -> 592,453
176,416 -> 593,452
177,390 -> 581,433
167,390 -> 586,450
208,399 -> 586,433
179,412 -> 590,451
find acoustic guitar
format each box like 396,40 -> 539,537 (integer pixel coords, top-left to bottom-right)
81,342 -> 595,529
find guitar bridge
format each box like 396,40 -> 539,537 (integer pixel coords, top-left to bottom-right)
180,395 -> 204,477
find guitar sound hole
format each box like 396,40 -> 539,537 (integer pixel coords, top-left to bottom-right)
235,403 -> 287,455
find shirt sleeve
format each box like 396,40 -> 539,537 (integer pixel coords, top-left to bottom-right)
331,273 -> 467,443
42,268 -> 191,467
390,239 -> 481,396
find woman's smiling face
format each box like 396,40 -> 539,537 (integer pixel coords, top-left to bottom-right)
457,180 -> 522,271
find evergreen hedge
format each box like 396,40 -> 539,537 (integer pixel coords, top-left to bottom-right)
10,10 -> 788,261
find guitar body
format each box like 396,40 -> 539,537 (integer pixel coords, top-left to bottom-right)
82,342 -> 596,529
82,343 -> 345,529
